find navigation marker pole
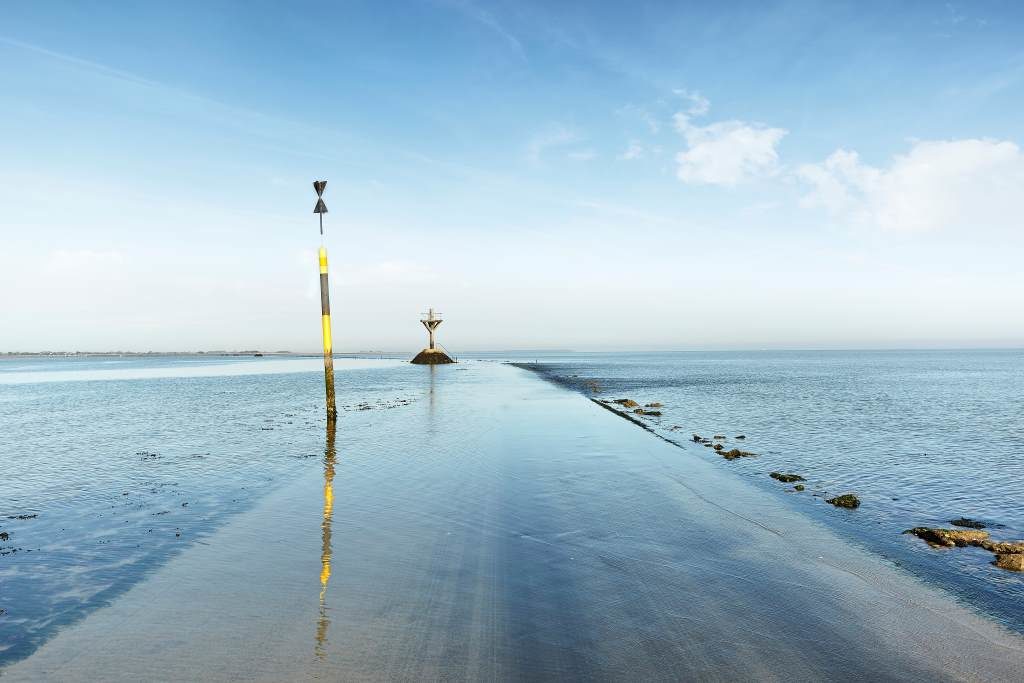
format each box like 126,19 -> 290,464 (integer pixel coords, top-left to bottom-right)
313,180 -> 337,421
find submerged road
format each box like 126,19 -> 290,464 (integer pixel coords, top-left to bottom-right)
6,363 -> 1024,681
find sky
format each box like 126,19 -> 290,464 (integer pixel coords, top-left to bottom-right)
2,1 -> 1023,352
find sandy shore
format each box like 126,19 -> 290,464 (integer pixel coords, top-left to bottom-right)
4,363 -> 1024,681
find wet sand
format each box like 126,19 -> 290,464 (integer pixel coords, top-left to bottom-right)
5,363 -> 1024,681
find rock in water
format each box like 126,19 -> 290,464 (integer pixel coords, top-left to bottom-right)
410,349 -> 454,365
770,472 -> 805,483
826,494 -> 860,509
995,554 -> 1024,571
980,539 -> 1024,554
614,399 -> 639,408
904,527 -> 989,548
633,408 -> 662,416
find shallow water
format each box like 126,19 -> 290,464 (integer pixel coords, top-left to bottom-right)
2,352 -> 1023,672
0,355 -> 414,664
5,361 -> 1023,681
506,350 -> 1024,631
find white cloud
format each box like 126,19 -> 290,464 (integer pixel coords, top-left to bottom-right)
674,111 -> 788,185
798,138 -> 1024,232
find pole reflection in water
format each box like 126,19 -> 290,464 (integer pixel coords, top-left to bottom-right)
315,417 -> 337,659
427,364 -> 437,432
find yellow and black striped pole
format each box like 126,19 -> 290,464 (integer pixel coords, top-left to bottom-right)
313,180 -> 337,421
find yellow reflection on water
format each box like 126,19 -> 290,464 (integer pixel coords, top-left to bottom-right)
315,417 -> 337,659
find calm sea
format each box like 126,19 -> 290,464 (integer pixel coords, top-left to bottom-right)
506,349 -> 1024,631
0,355 -> 415,664
1,350 -> 1022,665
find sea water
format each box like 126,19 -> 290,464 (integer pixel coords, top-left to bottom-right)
506,349 -> 1024,631
1,351 -> 1022,666
0,355 -> 414,664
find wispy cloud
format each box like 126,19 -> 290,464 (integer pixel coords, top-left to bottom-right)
619,140 -> 644,160
567,149 -> 597,161
436,0 -> 526,59
672,88 -> 710,117
616,104 -> 661,133
525,125 -> 579,164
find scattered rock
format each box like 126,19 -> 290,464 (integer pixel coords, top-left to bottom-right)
794,484 -> 805,492
614,399 -> 639,408
720,448 -> 754,460
0,532 -> 8,541
692,434 -> 702,443
633,408 -> 662,416
713,443 -> 724,451
949,517 -> 986,529
734,435 -> 746,440
826,494 -> 860,509
713,435 -> 726,440
6,514 -> 37,520
770,472 -> 805,483
905,527 -> 988,548
645,402 -> 663,408
994,554 -> 1024,571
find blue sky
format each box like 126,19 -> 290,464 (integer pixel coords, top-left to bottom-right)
2,1 -> 1023,351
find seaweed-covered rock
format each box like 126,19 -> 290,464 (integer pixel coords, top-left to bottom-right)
995,554 -> 1024,571
713,443 -> 724,451
410,349 -> 454,365
905,529 -> 1024,571
614,399 -> 639,408
770,472 -> 805,483
826,494 -> 860,509
692,434 -> 702,443
713,435 -> 726,440
645,402 -> 663,408
980,539 -> 1024,554
720,448 -> 754,460
794,484 -> 805,492
949,517 -> 986,529
904,527 -> 989,548
734,435 -> 746,440
633,408 -> 662,416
